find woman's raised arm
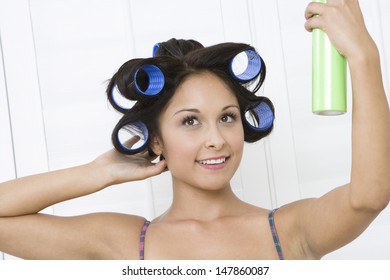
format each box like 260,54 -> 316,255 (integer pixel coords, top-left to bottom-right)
0,136 -> 166,217
279,0 -> 390,259
0,137 -> 166,259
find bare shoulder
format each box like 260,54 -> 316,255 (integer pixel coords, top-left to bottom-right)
271,199 -> 319,259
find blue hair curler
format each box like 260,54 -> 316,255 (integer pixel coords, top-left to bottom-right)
244,101 -> 274,131
230,49 -> 262,82
152,43 -> 160,57
116,121 -> 149,154
134,65 -> 165,96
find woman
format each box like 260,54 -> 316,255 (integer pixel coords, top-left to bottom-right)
0,0 -> 389,259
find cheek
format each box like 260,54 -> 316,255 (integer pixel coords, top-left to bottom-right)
160,133 -> 198,163
229,127 -> 245,153
233,132 -> 244,148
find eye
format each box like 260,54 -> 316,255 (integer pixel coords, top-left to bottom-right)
220,112 -> 238,123
182,116 -> 199,126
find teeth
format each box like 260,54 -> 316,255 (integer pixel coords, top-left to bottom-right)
199,158 -> 226,165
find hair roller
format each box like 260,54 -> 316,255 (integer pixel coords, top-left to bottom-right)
108,83 -> 136,113
112,120 -> 149,155
106,58 -> 144,114
243,100 -> 274,132
134,65 -> 165,96
230,49 -> 262,82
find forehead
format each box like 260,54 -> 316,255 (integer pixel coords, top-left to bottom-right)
166,72 -> 238,110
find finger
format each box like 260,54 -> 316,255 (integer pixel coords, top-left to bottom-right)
155,160 -> 168,173
121,135 -> 141,149
304,14 -> 324,32
304,2 -> 326,20
304,2 -> 329,32
140,160 -> 167,179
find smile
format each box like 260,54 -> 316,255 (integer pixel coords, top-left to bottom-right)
196,157 -> 229,170
198,157 -> 226,165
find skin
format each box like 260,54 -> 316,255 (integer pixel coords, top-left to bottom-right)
0,0 -> 389,260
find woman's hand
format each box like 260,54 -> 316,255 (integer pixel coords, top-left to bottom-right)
93,136 -> 167,186
304,0 -> 377,60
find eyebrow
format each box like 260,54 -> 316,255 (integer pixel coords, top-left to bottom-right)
173,105 -> 240,116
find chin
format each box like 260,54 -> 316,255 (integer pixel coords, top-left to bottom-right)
195,177 -> 233,191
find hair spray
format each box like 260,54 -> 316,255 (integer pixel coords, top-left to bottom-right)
312,0 -> 346,115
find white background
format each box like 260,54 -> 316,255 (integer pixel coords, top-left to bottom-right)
0,0 -> 389,259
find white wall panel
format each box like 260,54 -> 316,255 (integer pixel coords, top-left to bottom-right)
0,0 -> 50,260
0,20 -> 16,262
219,0 -> 253,42
0,0 -> 48,178
129,0 -> 225,56
0,26 -> 15,190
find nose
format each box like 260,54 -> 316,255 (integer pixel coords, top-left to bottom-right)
204,124 -> 226,150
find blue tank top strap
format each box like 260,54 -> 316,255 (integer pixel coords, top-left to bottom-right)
268,209 -> 285,260
139,219 -> 150,260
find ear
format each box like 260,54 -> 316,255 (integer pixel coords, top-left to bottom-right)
150,134 -> 163,156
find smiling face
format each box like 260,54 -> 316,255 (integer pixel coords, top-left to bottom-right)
153,71 -> 244,191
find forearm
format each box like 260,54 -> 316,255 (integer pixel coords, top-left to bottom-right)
349,46 -> 390,210
0,162 -> 111,217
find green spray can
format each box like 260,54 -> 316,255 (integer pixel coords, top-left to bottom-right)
312,0 -> 346,115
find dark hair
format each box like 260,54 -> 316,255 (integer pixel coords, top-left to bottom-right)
153,38 -> 204,58
107,38 -> 275,155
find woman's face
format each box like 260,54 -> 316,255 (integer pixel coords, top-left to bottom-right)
155,72 -> 244,190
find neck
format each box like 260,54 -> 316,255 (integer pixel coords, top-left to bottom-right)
157,179 -> 245,222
